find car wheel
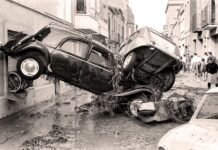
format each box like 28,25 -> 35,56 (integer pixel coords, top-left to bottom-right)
17,54 -> 44,80
160,70 -> 175,92
8,72 -> 22,93
123,52 -> 136,72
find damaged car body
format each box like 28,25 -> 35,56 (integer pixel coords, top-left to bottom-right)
119,27 -> 182,92
158,88 -> 218,150
0,24 -> 186,123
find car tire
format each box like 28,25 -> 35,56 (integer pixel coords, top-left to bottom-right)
160,70 -> 176,92
123,52 -> 136,72
16,54 -> 45,80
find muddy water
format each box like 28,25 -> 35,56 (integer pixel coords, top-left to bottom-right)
0,73 -> 208,150
20,107 -> 178,150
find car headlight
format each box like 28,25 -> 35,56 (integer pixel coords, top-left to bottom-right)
123,53 -> 133,68
158,146 -> 168,150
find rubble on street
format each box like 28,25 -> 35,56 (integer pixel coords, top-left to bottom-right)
0,72 -> 206,150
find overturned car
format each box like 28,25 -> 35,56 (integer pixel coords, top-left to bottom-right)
0,23 -> 185,122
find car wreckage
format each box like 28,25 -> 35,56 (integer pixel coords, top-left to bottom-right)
0,23 -> 193,123
158,88 -> 218,150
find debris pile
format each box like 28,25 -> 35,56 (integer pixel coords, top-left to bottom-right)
163,93 -> 195,123
21,125 -> 68,149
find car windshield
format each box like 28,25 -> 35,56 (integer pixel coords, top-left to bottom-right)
37,27 -> 72,47
197,94 -> 218,119
148,29 -> 178,56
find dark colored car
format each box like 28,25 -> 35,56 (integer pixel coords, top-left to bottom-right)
1,24 -> 115,94
0,24 -> 182,95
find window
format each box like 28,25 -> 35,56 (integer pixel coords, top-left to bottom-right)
40,28 -> 72,47
149,29 -> 177,54
60,40 -> 88,58
197,94 -> 218,119
77,0 -> 86,14
88,48 -> 113,68
212,0 -> 215,23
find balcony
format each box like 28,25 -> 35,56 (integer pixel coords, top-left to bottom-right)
201,5 -> 217,30
74,14 -> 99,34
192,13 -> 202,33
98,19 -> 109,38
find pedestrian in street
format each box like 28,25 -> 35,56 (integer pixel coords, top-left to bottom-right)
200,58 -> 207,81
191,53 -> 201,78
207,52 -> 216,63
203,52 -> 208,64
186,54 -> 191,72
206,58 -> 218,89
182,54 -> 187,72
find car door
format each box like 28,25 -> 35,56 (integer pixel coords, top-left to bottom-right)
50,38 -> 89,86
79,46 -> 114,94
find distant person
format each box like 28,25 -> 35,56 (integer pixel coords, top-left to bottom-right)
191,53 -> 201,77
200,58 -> 207,81
207,52 -> 216,63
189,55 -> 193,71
186,54 -> 191,72
182,54 -> 187,72
206,58 -> 218,89
203,52 -> 208,63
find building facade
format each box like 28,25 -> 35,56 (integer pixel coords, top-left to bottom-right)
72,0 -> 136,52
0,0 -> 74,118
193,0 -> 218,57
165,0 -> 185,37
165,0 -> 218,58
107,0 -> 136,52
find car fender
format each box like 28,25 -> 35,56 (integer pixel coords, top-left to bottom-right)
158,124 -> 189,150
14,42 -> 51,62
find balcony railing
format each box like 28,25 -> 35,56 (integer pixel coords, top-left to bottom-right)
192,13 -> 202,33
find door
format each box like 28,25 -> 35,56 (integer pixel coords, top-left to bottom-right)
80,47 -> 114,94
50,39 -> 89,85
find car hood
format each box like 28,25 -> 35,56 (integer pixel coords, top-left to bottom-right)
2,32 -> 27,52
158,120 -> 218,150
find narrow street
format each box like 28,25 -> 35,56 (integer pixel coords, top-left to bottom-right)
0,72 -> 207,150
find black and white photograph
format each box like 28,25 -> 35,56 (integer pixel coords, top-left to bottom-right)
0,0 -> 217,149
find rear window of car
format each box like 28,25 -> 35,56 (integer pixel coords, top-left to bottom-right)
148,29 -> 177,55
88,47 -> 114,69
60,39 -> 88,58
40,28 -> 72,47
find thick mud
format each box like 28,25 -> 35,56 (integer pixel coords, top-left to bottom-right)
0,73 -> 208,150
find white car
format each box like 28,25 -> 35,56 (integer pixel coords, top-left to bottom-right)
158,87 -> 218,150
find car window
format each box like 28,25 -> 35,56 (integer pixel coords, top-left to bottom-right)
88,48 -> 113,68
149,29 -> 177,55
197,94 -> 218,119
39,28 -> 72,47
60,40 -> 88,58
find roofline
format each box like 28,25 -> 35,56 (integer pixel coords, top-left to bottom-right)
165,3 -> 184,13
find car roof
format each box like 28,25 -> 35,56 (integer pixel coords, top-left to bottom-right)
47,24 -> 113,54
206,87 -> 218,94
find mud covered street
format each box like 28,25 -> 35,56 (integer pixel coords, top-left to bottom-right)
0,72 -> 208,150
